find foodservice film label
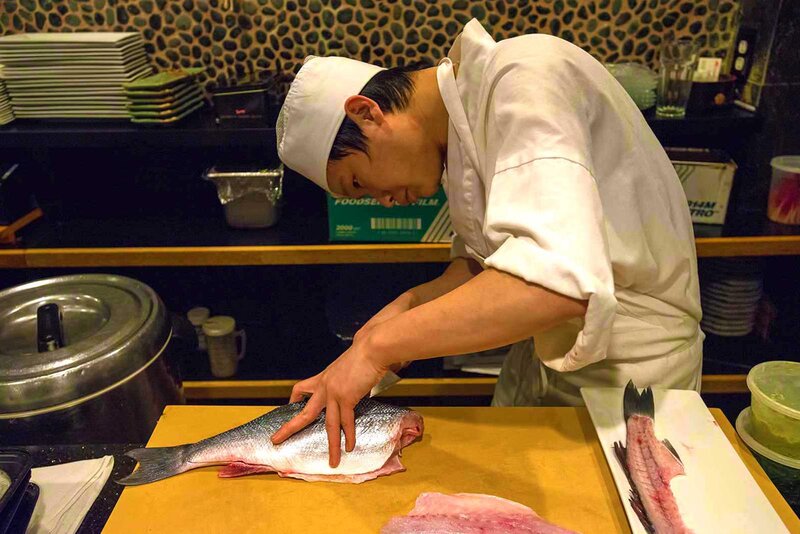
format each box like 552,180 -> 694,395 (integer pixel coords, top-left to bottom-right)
327,188 -> 453,242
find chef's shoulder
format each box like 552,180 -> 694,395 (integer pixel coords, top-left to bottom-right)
489,33 -> 599,85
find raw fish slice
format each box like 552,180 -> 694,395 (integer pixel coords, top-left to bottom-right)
382,493 -> 579,534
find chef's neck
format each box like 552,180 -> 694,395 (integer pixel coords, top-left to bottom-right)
407,66 -> 451,161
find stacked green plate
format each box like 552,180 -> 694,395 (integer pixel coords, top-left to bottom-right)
123,68 -> 206,124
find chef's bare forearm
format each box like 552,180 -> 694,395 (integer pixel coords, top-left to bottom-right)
367,268 -> 588,367
403,257 -> 482,308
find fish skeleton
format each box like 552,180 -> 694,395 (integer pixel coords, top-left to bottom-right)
381,493 -> 580,534
613,381 -> 692,534
118,399 -> 423,485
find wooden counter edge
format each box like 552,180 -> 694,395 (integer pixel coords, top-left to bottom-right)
710,409 -> 800,532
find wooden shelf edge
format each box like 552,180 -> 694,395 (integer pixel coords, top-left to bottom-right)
183,375 -> 746,400
695,235 -> 800,257
21,244 -> 453,267
701,374 -> 749,394
2,235 -> 799,269
0,250 -> 27,268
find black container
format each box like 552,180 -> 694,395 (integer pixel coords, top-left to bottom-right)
210,71 -> 281,127
0,450 -> 33,534
687,74 -> 737,113
5,483 -> 38,534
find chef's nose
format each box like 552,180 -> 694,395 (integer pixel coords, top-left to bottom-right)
374,191 -> 395,208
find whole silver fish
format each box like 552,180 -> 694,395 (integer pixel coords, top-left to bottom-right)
118,399 -> 424,485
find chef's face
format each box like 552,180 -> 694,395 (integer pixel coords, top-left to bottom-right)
326,96 -> 444,207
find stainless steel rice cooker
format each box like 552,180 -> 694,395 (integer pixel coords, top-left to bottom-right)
0,275 -> 184,444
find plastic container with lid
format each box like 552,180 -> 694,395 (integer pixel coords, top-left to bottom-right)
767,156 -> 800,225
202,316 -> 246,378
745,360 -> 800,462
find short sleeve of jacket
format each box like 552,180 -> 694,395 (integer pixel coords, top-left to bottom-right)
483,158 -> 617,373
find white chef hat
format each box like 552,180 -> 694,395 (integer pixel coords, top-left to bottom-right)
276,56 -> 385,192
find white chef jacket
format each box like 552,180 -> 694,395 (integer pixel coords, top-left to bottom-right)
439,20 -> 704,405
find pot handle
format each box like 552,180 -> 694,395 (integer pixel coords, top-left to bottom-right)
37,303 -> 64,352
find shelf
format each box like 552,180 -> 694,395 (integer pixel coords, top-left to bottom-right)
643,106 -> 761,141
7,236 -> 799,268
182,374 -> 748,400
3,210 -> 800,268
0,108 -> 277,149
0,107 -> 756,150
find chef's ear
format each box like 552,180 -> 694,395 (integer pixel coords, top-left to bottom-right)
344,95 -> 385,128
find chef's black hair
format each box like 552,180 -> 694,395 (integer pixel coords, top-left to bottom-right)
329,64 -> 420,161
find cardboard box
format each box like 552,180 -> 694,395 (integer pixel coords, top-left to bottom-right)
327,187 -> 453,242
668,148 -> 737,225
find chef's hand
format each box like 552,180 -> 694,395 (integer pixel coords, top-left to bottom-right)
270,336 -> 389,468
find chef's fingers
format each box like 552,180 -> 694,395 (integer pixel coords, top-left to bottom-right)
289,380 -> 315,403
326,401 -> 342,468
271,392 -> 324,444
341,404 -> 356,453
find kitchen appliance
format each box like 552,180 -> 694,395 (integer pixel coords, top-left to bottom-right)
209,70 -> 281,126
0,275 -> 184,445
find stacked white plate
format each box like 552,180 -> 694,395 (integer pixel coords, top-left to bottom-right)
0,70 -> 13,125
700,258 -> 763,337
0,32 -> 152,119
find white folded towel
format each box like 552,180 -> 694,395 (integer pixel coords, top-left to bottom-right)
27,456 -> 114,534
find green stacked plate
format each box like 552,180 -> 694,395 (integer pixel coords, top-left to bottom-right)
0,72 -> 13,126
123,68 -> 206,124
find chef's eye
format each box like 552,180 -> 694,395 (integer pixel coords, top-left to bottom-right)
353,177 -> 361,189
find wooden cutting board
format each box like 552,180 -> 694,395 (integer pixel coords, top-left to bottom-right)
102,406 -> 797,533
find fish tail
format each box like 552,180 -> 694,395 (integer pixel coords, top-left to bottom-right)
117,445 -> 193,485
623,380 -> 655,421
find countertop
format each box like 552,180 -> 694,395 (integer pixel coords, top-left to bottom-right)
102,406 -> 799,533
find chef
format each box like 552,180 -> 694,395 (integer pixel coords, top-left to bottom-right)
271,19 -> 703,467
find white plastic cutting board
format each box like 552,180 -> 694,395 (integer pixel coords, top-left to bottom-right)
581,387 -> 789,534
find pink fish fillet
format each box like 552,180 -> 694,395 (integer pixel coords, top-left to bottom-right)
614,381 -> 693,534
381,493 -> 579,534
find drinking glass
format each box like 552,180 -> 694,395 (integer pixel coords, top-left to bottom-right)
656,38 -> 699,118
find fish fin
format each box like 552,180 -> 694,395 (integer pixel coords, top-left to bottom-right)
641,387 -> 655,419
615,440 -> 656,534
662,438 -> 682,464
628,493 -> 656,534
218,462 -> 274,478
612,441 -> 629,478
623,380 -> 655,421
117,445 -> 193,486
